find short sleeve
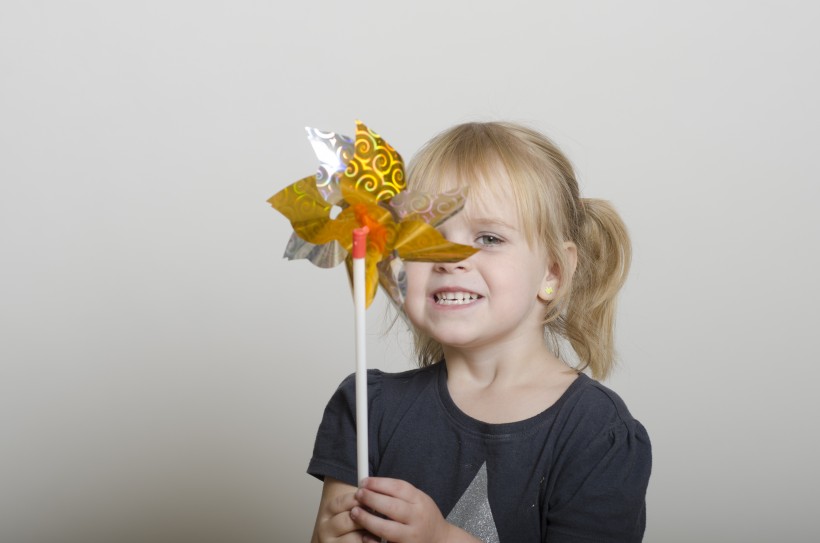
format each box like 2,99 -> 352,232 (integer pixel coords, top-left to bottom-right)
307,371 -> 383,486
545,418 -> 652,543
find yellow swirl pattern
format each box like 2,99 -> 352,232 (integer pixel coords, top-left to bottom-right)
343,121 -> 406,203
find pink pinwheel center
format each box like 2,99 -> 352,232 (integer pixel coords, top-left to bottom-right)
353,203 -> 388,255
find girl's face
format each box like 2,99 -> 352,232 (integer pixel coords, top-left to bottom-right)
403,184 -> 554,353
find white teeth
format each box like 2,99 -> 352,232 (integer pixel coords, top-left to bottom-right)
434,292 -> 479,305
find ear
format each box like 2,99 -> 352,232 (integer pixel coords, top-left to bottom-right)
537,242 -> 577,301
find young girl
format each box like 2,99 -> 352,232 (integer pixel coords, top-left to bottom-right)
307,122 -> 651,543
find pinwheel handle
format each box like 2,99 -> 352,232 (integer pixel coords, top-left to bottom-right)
352,227 -> 369,484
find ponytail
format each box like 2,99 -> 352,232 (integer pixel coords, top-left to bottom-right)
558,198 -> 631,380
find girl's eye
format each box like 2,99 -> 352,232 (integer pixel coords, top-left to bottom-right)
476,234 -> 503,247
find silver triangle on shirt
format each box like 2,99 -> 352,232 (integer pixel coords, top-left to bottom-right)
445,462 -> 500,543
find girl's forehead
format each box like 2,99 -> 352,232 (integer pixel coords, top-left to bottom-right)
436,162 -> 512,200
414,160 -> 533,235
461,187 -> 522,227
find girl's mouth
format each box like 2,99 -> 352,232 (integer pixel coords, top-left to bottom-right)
433,291 -> 481,305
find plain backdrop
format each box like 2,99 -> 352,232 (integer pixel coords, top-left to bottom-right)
1,1 -> 818,542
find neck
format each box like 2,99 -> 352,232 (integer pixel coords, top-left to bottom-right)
439,332 -> 579,425
441,332 -> 570,387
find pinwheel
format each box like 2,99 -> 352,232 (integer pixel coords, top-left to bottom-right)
268,121 -> 477,482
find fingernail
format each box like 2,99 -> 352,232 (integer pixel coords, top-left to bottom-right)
350,507 -> 359,519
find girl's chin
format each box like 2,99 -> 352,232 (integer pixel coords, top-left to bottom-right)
433,333 -> 486,351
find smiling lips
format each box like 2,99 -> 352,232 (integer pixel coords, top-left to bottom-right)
433,291 -> 482,305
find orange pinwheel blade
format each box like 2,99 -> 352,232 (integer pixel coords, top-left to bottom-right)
268,176 -> 335,244
269,176 -> 356,247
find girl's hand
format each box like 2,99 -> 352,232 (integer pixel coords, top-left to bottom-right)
351,477 -> 481,543
312,477 -> 368,543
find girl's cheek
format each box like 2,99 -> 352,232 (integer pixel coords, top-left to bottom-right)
402,262 -> 430,322
403,262 -> 427,291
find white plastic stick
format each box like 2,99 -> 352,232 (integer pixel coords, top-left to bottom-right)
352,227 -> 369,485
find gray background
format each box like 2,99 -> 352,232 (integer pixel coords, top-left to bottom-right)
2,1 -> 818,542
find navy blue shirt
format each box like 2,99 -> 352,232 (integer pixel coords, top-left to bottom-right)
309,363 -> 651,542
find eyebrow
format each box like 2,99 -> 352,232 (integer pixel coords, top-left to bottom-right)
469,217 -> 518,230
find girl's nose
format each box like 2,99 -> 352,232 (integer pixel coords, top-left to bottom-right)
434,259 -> 471,273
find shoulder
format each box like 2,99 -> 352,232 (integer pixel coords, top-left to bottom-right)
330,364 -> 442,419
553,374 -> 651,452
563,374 -> 640,424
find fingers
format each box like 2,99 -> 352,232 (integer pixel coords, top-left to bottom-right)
360,477 -> 417,502
353,477 -> 430,530
352,479 -> 452,543
356,477 -> 423,525
350,505 -> 399,542
355,487 -> 410,525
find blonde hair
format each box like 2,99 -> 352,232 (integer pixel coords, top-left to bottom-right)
405,122 -> 631,380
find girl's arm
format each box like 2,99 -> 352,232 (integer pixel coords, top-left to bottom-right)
351,477 -> 482,543
310,477 -> 364,543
